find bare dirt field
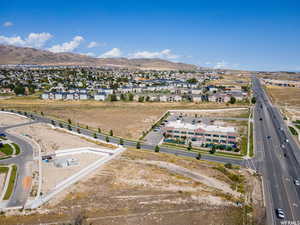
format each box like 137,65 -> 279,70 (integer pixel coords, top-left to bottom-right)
207,74 -> 250,86
0,98 -> 249,140
266,86 -> 300,107
42,153 -> 103,196
7,123 -> 108,155
1,148 -> 264,225
0,112 -> 31,127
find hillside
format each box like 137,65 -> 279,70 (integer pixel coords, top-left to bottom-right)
0,45 -> 198,70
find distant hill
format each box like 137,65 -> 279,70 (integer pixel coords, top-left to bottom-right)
0,45 -> 198,71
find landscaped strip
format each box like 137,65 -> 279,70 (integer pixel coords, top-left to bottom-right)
289,126 -> 298,136
0,144 -> 14,155
3,165 -> 17,200
249,122 -> 254,157
12,143 -> 21,155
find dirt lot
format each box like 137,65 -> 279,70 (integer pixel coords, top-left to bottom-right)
7,123 -> 109,155
266,86 -> 300,107
0,112 -> 31,127
42,153 -> 103,197
1,148 -> 264,225
0,98 -> 249,140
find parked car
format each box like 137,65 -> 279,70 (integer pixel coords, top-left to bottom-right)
0,133 -> 6,137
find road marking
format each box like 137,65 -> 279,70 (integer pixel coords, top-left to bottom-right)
22,176 -> 32,190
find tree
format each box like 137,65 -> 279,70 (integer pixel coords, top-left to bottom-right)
196,152 -> 202,160
119,138 -> 124,145
251,97 -> 256,104
109,130 -> 113,136
229,96 -> 236,104
187,78 -> 198,84
93,133 -> 97,139
128,93 -> 134,101
155,145 -> 160,152
209,145 -> 216,154
120,93 -> 126,101
145,96 -> 150,102
138,96 -> 144,102
109,94 -> 118,101
187,141 -> 192,151
51,120 -> 55,125
59,123 -> 63,128
136,142 -> 141,149
68,118 -> 72,124
224,163 -> 233,169
98,128 -> 101,133
68,124 -> 72,131
77,128 -> 81,133
106,136 -> 109,142
41,111 -> 44,116
13,85 -> 25,95
86,125 -> 89,130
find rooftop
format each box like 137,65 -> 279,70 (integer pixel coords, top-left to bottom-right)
165,120 -> 235,133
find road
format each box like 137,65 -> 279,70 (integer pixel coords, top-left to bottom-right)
252,77 -> 300,224
0,121 -> 37,208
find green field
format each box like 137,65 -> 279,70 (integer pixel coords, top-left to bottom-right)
12,143 -> 21,155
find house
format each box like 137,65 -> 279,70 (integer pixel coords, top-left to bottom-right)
54,92 -> 63,100
41,92 -> 49,100
79,93 -> 88,100
94,92 -> 107,101
66,93 -> 74,100
191,88 -> 202,95
208,93 -> 230,103
192,95 -> 203,103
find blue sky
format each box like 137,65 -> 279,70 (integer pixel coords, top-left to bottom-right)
1,0 -> 300,71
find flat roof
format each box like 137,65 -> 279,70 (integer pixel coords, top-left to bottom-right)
165,120 -> 235,133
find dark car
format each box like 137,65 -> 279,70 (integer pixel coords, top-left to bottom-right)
267,136 -> 271,139
0,133 -> 6,137
275,208 -> 285,219
259,118 -> 263,121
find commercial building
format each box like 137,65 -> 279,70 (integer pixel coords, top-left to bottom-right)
163,120 -> 238,146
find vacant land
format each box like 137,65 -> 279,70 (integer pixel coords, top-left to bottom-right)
0,112 -> 31,127
266,86 -> 300,107
42,153 -> 103,199
1,148 -> 263,225
8,123 -> 110,155
0,98 -> 248,140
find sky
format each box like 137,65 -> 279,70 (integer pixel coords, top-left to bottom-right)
1,0 -> 300,71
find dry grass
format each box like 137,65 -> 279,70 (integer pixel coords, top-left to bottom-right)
0,148 -> 260,225
266,86 -> 300,107
0,98 -> 248,140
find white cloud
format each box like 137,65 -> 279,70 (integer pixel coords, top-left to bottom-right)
87,41 -> 106,48
213,60 -> 228,69
80,52 -> 96,57
129,49 -> 179,59
0,32 -> 53,48
99,48 -> 122,58
3,21 -> 13,27
48,36 -> 84,53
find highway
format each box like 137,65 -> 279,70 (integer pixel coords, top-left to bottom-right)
252,77 -> 300,224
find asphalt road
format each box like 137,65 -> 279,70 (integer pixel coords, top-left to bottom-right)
0,122 -> 36,208
252,77 -> 300,224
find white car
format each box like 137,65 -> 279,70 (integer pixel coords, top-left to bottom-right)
275,208 -> 285,219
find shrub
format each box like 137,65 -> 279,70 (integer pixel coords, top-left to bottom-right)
136,142 -> 141,149
155,145 -> 160,152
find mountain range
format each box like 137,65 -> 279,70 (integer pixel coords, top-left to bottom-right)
0,45 -> 198,71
